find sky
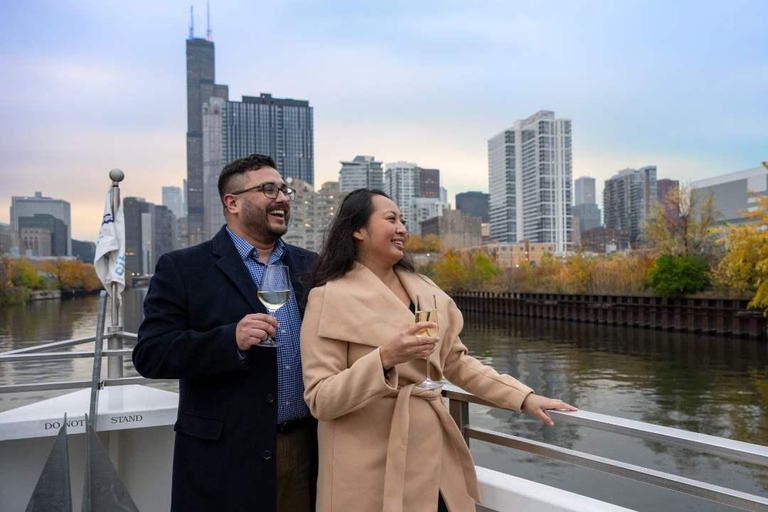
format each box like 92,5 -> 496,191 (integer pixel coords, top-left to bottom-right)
1,0 -> 766,241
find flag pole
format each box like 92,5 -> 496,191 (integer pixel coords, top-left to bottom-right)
108,168 -> 124,379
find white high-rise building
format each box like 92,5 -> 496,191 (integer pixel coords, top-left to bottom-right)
488,111 -> 572,253
10,192 -> 72,255
339,156 -> 384,193
384,162 -> 417,226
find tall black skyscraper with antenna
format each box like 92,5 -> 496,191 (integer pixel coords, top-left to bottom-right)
185,4 -> 314,244
186,4 -> 227,245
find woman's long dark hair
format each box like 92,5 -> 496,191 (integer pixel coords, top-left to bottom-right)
311,188 -> 415,289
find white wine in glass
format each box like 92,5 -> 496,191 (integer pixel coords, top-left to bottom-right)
257,290 -> 291,311
257,265 -> 291,348
414,295 -> 442,390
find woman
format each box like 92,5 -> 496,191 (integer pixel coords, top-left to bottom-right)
301,189 -> 576,512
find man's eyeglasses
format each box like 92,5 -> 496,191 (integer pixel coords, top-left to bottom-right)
229,183 -> 296,201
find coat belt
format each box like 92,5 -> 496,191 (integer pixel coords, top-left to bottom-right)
382,383 -> 480,512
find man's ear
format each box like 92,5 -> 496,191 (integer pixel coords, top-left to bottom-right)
223,194 -> 239,214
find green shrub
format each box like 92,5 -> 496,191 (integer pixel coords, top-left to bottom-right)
649,254 -> 710,298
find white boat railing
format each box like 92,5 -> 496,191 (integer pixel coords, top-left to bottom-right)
1,334 -> 768,510
444,385 -> 768,512
0,330 -> 158,394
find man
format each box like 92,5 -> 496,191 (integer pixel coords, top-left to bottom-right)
133,153 -> 317,512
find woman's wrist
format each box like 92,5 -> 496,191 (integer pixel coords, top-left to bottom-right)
379,347 -> 392,370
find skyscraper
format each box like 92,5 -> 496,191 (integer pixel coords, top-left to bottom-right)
455,192 -> 489,223
415,167 -> 440,198
223,94 -> 314,186
572,176 -> 601,244
384,162 -> 417,228
603,166 -> 658,245
124,198 -> 177,277
488,111 -> 572,252
186,29 -> 228,246
339,156 -> 384,193
186,12 -> 314,244
575,177 -> 596,205
18,214 -> 68,256
203,96 -> 226,241
162,186 -> 184,219
11,192 -> 72,255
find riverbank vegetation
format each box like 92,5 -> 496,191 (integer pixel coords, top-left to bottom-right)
0,257 -> 101,306
420,185 -> 768,314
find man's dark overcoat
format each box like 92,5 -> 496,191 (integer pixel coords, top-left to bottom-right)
133,226 -> 317,512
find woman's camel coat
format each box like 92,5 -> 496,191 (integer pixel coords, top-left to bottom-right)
301,263 -> 534,512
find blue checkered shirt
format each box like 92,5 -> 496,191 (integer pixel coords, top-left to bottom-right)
226,227 -> 310,423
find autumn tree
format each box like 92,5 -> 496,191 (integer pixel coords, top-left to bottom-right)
405,235 -> 423,252
562,253 -> 595,294
10,258 -> 46,289
422,235 -> 442,252
81,264 -> 102,291
642,183 -> 720,262
41,259 -> 66,289
713,194 -> 768,313
468,252 -> 498,289
432,250 -> 470,292
405,234 -> 443,253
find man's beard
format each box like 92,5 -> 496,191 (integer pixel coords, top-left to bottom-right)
241,199 -> 289,241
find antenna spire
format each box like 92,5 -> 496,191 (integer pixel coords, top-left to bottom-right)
206,1 -> 212,41
189,5 -> 194,40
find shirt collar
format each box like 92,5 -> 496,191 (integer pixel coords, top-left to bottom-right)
226,226 -> 286,263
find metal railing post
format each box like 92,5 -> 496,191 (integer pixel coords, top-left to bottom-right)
88,291 -> 108,431
448,397 -> 471,446
108,169 -> 124,379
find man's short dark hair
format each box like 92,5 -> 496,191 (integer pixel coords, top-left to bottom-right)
218,153 -> 278,200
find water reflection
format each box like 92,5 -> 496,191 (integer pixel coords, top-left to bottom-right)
460,311 -> 768,511
0,288 -> 150,412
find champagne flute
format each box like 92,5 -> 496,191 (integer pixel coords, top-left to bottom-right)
414,295 -> 442,390
256,265 -> 291,348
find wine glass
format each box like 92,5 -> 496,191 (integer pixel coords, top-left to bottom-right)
414,295 -> 442,390
256,265 -> 291,348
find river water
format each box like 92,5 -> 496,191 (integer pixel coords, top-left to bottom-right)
1,290 -> 767,511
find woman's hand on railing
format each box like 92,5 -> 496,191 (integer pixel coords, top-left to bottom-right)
521,394 -> 577,426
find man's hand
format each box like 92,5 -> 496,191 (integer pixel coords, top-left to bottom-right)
379,322 -> 439,369
236,314 -> 279,351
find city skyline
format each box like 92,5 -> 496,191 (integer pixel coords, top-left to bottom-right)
1,1 -> 766,241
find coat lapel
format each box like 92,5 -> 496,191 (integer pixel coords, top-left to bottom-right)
318,263 -> 415,347
211,227 -> 266,315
